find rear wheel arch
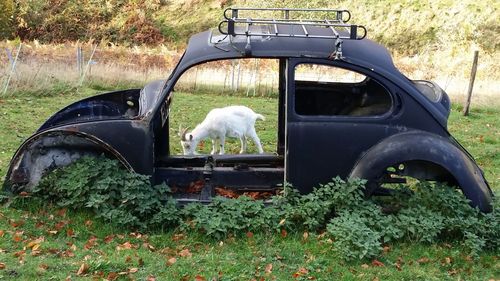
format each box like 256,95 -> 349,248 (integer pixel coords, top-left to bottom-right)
349,131 -> 493,212
4,130 -> 133,192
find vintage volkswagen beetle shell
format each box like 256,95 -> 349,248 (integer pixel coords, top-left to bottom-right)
3,8 -> 493,212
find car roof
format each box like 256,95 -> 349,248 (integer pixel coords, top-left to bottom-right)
177,25 -> 399,75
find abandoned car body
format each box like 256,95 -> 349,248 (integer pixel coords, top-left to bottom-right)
3,8 -> 493,212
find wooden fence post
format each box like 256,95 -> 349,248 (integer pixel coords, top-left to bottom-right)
463,50 -> 479,116
78,44 -> 97,86
2,44 -> 22,96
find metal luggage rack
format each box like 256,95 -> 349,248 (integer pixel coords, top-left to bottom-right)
217,7 -> 367,59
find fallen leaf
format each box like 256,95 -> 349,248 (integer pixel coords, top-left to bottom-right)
76,263 -> 89,276
146,275 -> 156,281
279,219 -> 286,226
361,264 -> 369,269
303,232 -> 309,240
56,208 -> 67,217
27,238 -> 44,249
128,268 -> 138,273
32,244 -> 41,251
292,267 -> 309,278
116,241 -> 134,251
242,191 -> 273,200
215,187 -> 239,198
55,221 -> 66,231
19,192 -> 29,197
84,236 -> 98,250
444,257 -> 453,265
172,233 -> 185,241
246,232 -> 254,238
371,260 -> 385,267
0,230 -> 4,237
10,220 -> 24,228
143,242 -> 155,251
178,248 -> 192,258
107,272 -> 118,280
281,229 -> 288,238
104,234 -> 115,244
194,275 -> 206,281
167,257 -> 177,266
84,220 -> 93,227
265,263 -> 273,274
66,228 -> 75,237
382,246 -> 390,253
61,250 -> 75,257
38,264 -> 49,271
13,234 -> 22,242
417,257 -> 430,264
138,258 -> 144,267
186,180 -> 205,193
0,263 -> 5,269
48,230 -> 58,235
395,256 -> 403,271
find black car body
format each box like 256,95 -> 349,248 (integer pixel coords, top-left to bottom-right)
4,8 -> 493,212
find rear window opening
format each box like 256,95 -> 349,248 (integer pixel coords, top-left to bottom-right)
294,64 -> 392,117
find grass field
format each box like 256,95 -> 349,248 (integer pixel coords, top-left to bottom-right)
0,88 -> 499,280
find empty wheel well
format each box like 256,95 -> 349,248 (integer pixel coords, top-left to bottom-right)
4,131 -> 131,192
390,160 -> 459,187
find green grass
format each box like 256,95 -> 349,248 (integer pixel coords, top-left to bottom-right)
0,90 -> 499,279
0,204 -> 499,280
168,91 -> 278,155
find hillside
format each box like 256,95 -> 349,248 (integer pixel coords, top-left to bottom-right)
1,0 -> 498,55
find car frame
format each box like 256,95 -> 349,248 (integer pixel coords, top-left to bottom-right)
4,7 -> 493,212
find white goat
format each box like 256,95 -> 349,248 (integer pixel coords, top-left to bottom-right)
180,106 -> 265,155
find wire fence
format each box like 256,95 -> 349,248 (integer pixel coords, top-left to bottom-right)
1,42 -> 499,105
0,43 -> 283,98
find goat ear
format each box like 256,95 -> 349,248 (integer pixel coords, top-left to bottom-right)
189,134 -> 193,141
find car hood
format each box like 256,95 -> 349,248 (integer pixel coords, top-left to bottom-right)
38,80 -> 166,132
38,88 -> 142,131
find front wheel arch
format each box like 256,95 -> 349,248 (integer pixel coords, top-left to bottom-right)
4,130 -> 133,193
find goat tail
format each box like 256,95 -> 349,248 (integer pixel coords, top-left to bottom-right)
255,113 -> 265,121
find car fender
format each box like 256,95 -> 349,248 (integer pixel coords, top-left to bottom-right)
349,130 -> 493,212
4,129 -> 133,193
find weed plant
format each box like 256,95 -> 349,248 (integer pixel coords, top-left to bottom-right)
10,156 -> 499,261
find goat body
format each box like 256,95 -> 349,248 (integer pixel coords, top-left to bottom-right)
180,106 -> 265,155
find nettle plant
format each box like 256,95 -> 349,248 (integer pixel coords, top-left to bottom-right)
12,156 -> 500,260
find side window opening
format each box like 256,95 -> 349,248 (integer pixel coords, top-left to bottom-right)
294,64 -> 392,116
165,59 -> 280,156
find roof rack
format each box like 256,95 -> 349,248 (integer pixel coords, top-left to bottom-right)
218,7 -> 367,59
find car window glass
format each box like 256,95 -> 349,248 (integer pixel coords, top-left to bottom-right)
294,63 -> 392,117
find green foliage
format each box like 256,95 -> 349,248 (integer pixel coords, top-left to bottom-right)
15,157 -> 500,261
326,211 -> 382,260
4,0 -> 499,53
33,156 -> 178,229
325,183 -> 500,260
0,0 -> 14,38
